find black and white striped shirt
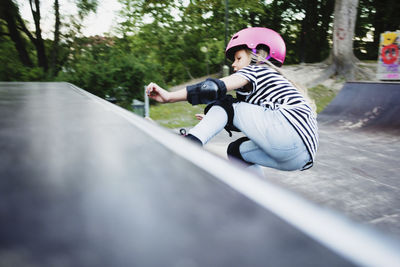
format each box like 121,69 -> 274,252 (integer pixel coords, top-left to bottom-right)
233,65 -> 318,168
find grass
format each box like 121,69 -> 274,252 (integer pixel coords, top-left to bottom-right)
150,85 -> 338,128
150,101 -> 206,128
308,84 -> 338,113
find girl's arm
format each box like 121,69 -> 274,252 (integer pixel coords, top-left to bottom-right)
146,82 -> 187,103
220,74 -> 249,91
146,74 -> 248,103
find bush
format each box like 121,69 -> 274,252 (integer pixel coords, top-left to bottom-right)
0,40 -> 45,81
56,41 -> 165,107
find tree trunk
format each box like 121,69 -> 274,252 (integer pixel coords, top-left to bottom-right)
0,0 -> 33,67
29,0 -> 48,72
50,0 -> 61,76
331,0 -> 359,80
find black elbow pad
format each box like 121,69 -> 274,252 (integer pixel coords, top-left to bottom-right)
186,78 -> 227,105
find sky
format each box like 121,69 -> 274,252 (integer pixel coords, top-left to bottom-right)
17,0 -> 123,37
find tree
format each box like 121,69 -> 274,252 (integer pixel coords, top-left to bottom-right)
0,0 -> 98,76
28,0 -> 48,71
308,0 -> 362,85
331,0 -> 359,80
0,0 -> 33,67
2,0 -> 397,87
49,0 -> 61,76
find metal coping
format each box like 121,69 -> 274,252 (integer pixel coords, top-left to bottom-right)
67,82 -> 400,267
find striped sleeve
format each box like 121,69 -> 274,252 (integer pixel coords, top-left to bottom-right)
232,66 -> 258,90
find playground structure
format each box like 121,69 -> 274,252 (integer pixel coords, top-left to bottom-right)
0,81 -> 400,266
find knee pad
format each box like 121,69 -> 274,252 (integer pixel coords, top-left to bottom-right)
204,95 -> 239,136
227,137 -> 252,165
186,78 -> 227,105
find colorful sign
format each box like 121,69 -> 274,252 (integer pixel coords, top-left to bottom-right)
377,31 -> 400,80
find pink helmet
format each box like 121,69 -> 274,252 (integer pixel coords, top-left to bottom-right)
225,27 -> 286,66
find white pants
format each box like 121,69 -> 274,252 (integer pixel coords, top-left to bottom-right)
189,102 -> 311,171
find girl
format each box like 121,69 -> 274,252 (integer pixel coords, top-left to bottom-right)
146,27 -> 318,172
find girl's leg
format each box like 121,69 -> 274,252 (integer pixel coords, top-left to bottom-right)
232,102 -> 310,171
237,138 -> 309,171
188,105 -> 227,145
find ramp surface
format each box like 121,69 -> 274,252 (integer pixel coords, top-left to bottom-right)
318,82 -> 400,132
0,82 -> 399,267
0,82 -> 350,267
263,82 -> 400,239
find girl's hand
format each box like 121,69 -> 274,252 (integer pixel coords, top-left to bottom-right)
146,82 -> 170,103
195,113 -> 204,120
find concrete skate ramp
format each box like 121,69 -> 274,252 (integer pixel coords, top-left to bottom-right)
1,82 -> 400,267
318,82 -> 400,132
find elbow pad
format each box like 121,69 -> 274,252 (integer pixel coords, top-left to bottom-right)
186,78 -> 227,105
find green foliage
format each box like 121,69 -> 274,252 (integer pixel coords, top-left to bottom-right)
56,37 -> 165,105
308,84 -> 337,113
76,0 -> 99,18
0,36 -> 45,81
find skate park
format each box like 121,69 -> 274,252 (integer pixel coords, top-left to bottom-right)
2,0 -> 400,265
1,81 -> 400,266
